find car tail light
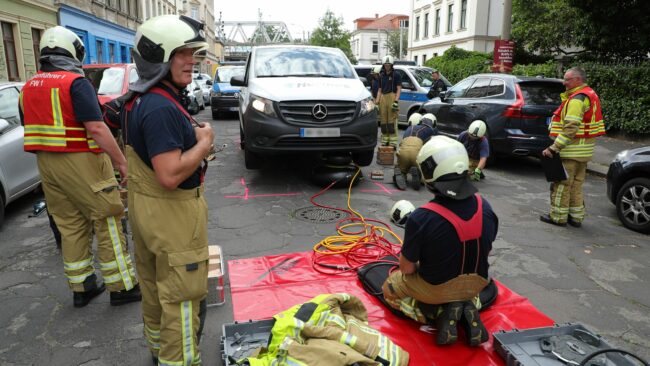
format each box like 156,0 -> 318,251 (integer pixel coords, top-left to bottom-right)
502,84 -> 537,119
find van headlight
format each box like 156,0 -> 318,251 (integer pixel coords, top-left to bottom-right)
251,94 -> 276,117
359,96 -> 376,117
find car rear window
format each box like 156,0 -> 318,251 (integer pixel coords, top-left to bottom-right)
519,82 -> 564,105
216,66 -> 245,83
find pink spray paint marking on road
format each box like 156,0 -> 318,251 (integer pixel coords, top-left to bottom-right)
224,177 -> 301,200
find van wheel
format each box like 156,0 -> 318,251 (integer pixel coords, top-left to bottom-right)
352,149 -> 374,166
244,148 -> 263,169
239,125 -> 245,150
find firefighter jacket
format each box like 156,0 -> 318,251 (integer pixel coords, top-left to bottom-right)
241,293 -> 409,366
21,71 -> 101,153
549,85 -> 605,161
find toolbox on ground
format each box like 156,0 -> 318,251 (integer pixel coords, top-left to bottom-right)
493,323 -> 642,366
221,319 -> 275,365
376,146 -> 395,166
207,245 -> 225,306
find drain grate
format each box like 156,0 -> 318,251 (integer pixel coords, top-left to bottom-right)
293,207 -> 345,224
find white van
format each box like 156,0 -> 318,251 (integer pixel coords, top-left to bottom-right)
231,45 -> 378,169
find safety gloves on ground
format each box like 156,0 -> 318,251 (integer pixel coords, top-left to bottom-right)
471,168 -> 482,181
392,101 -> 399,111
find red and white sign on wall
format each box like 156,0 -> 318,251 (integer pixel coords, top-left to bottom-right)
492,39 -> 515,73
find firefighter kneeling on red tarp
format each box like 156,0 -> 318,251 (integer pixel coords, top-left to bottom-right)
382,136 -> 499,346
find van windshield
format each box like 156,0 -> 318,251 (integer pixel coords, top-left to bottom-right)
254,48 -> 355,79
216,67 -> 245,83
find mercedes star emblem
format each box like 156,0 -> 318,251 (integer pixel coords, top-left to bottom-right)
312,103 -> 328,120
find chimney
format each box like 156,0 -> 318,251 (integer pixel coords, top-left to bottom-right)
375,14 -> 379,18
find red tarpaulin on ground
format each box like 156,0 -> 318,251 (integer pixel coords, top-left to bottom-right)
228,251 -> 555,366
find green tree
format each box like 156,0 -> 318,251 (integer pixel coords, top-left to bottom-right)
386,29 -> 408,59
568,0 -> 650,60
512,0 -> 588,56
310,9 -> 357,64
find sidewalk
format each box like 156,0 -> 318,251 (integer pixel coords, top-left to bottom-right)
587,134 -> 650,176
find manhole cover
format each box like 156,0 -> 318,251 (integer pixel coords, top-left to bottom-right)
293,207 -> 345,223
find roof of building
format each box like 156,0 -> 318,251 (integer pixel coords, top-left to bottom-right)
354,14 -> 408,30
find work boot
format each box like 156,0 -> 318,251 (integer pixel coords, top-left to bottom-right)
73,283 -> 106,308
110,284 -> 142,306
409,166 -> 421,191
393,168 -> 407,190
460,301 -> 488,346
568,217 -> 582,228
539,214 -> 567,227
435,301 -> 463,345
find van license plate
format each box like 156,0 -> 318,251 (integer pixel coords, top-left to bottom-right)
300,128 -> 340,138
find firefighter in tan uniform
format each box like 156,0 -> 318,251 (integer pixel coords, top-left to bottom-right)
375,55 -> 402,146
125,15 -> 214,365
393,113 -> 438,190
540,67 -> 605,227
20,26 -> 140,308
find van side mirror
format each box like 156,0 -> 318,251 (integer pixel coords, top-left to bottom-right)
206,80 -> 212,86
439,90 -> 447,101
194,87 -> 200,91
231,75 -> 246,87
401,81 -> 415,90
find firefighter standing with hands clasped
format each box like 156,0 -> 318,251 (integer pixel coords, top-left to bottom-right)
20,26 -> 140,308
125,15 -> 214,365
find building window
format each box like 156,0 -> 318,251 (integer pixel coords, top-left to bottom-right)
460,0 -> 467,29
146,0 -> 151,18
2,22 -> 19,81
399,19 -> 409,28
120,45 -> 127,63
32,28 -> 42,67
372,40 -> 378,54
191,6 -> 198,20
434,52 -> 438,57
447,4 -> 454,32
415,16 -> 420,40
423,54 -> 427,65
423,13 -> 429,38
109,42 -> 116,63
414,55 -> 418,65
435,9 -> 441,35
96,39 -> 104,63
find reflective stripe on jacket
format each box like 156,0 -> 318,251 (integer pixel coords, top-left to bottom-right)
21,71 -> 101,153
549,85 -> 605,160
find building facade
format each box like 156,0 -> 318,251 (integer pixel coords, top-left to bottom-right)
0,0 -> 57,82
408,0 -> 504,65
57,2 -> 141,65
350,14 -> 409,65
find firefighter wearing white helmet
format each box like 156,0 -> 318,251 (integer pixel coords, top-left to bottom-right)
458,120 -> 490,181
393,112 -> 438,190
389,200 -> 416,227
125,15 -> 214,365
382,135 -> 499,347
375,55 -> 402,146
368,65 -> 382,99
20,26 -> 140,309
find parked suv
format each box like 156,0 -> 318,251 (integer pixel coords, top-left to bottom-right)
607,146 -> 650,234
231,45 -> 378,169
354,65 -> 451,125
420,73 -> 564,159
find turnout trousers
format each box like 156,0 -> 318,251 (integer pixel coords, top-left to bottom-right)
550,159 -> 587,224
382,270 -> 487,323
396,137 -> 423,174
126,147 -> 208,366
37,151 -> 137,292
379,92 -> 399,146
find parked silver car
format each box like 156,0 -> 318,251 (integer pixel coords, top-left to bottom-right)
0,82 -> 41,226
